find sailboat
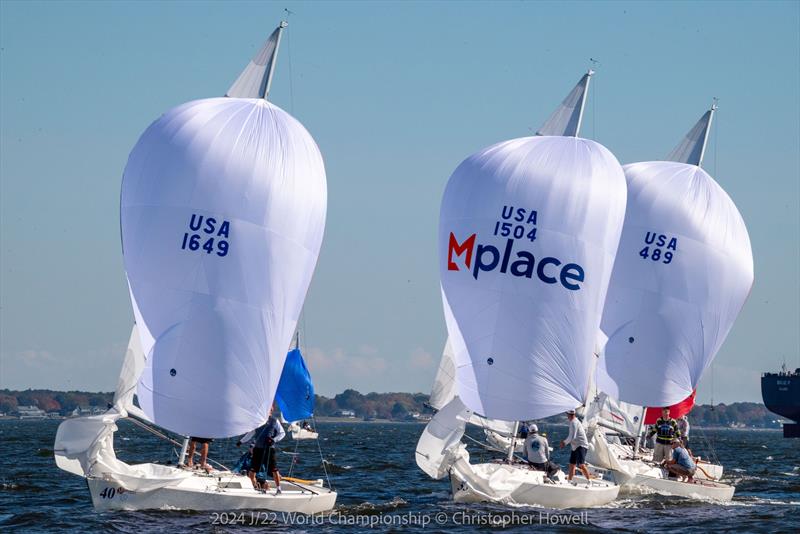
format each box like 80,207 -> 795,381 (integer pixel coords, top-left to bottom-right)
54,21 -> 337,513
416,70 -> 625,508
588,102 -> 753,501
276,336 -> 319,440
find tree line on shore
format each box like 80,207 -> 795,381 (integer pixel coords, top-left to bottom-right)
0,388 -> 784,427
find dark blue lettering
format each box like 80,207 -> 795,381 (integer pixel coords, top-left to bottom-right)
501,206 -> 513,220
515,208 -> 526,222
472,244 -> 500,279
500,239 -> 514,273
204,217 -> 217,234
645,232 -> 656,245
217,220 -> 230,238
510,251 -> 535,278
667,237 -> 677,251
537,257 -> 561,284
189,214 -> 203,231
560,264 -> 585,290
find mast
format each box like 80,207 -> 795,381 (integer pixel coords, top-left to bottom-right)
631,406 -> 647,459
574,69 -> 594,138
696,100 -> 717,168
178,437 -> 190,466
261,20 -> 287,100
507,421 -> 520,462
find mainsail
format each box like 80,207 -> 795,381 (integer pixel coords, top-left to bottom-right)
536,70 -> 593,137
438,72 -> 627,421
226,22 -> 286,99
666,103 -> 716,167
598,107 -> 753,407
121,22 -> 327,438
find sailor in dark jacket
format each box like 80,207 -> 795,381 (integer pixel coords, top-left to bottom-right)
238,406 -> 286,493
646,408 -> 681,463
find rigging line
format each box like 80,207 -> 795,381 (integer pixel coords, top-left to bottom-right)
285,8 -> 296,115
312,414 -> 333,490
289,430 -> 301,478
125,416 -> 229,471
462,431 -> 508,455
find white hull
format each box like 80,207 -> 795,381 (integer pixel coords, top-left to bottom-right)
587,432 -> 731,500
87,469 -> 336,513
288,423 -> 318,440
291,429 -> 319,440
450,462 -> 619,509
588,462 -> 735,502
627,473 -> 735,501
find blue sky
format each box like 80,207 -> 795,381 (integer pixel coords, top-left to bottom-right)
1,1 -> 798,403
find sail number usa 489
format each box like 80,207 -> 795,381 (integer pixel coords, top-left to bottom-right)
181,214 -> 230,257
639,231 -> 677,264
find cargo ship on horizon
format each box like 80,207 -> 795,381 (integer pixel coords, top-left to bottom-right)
761,364 -> 800,438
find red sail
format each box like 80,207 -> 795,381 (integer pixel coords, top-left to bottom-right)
644,390 -> 696,425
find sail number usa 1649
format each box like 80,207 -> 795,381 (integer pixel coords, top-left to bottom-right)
181,214 -> 230,257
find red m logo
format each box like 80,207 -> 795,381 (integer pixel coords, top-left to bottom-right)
447,233 -> 476,271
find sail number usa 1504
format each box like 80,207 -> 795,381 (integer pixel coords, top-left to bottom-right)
181,214 -> 230,257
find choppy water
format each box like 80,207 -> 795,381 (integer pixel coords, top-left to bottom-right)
1,420 -> 798,532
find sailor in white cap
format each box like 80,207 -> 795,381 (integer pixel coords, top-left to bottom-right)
525,423 -> 559,480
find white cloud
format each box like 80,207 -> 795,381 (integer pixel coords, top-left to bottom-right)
409,347 -> 434,369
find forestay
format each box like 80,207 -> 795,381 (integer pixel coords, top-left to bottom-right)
122,69 -> 327,438
598,159 -> 753,407
439,135 -> 627,420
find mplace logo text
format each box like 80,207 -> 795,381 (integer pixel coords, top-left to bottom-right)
446,205 -> 585,291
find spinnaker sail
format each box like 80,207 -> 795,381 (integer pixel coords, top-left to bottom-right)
121,23 -> 327,439
598,105 -> 753,407
439,130 -> 626,421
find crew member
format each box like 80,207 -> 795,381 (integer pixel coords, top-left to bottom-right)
186,437 -> 213,473
678,415 -> 690,450
239,407 -> 285,493
559,410 -> 592,482
665,438 -> 697,483
647,408 -> 681,463
525,424 -> 559,480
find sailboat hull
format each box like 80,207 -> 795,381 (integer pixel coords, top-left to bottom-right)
624,473 -> 735,501
291,429 -> 319,440
449,461 -> 619,509
86,471 -> 337,513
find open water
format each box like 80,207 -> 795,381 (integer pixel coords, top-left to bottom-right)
1,420 -> 798,532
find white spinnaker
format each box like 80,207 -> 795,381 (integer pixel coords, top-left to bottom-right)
428,340 -> 517,434
439,136 -> 626,421
121,97 -> 326,438
598,161 -> 753,407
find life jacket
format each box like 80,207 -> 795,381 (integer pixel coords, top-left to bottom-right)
654,418 -> 679,444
